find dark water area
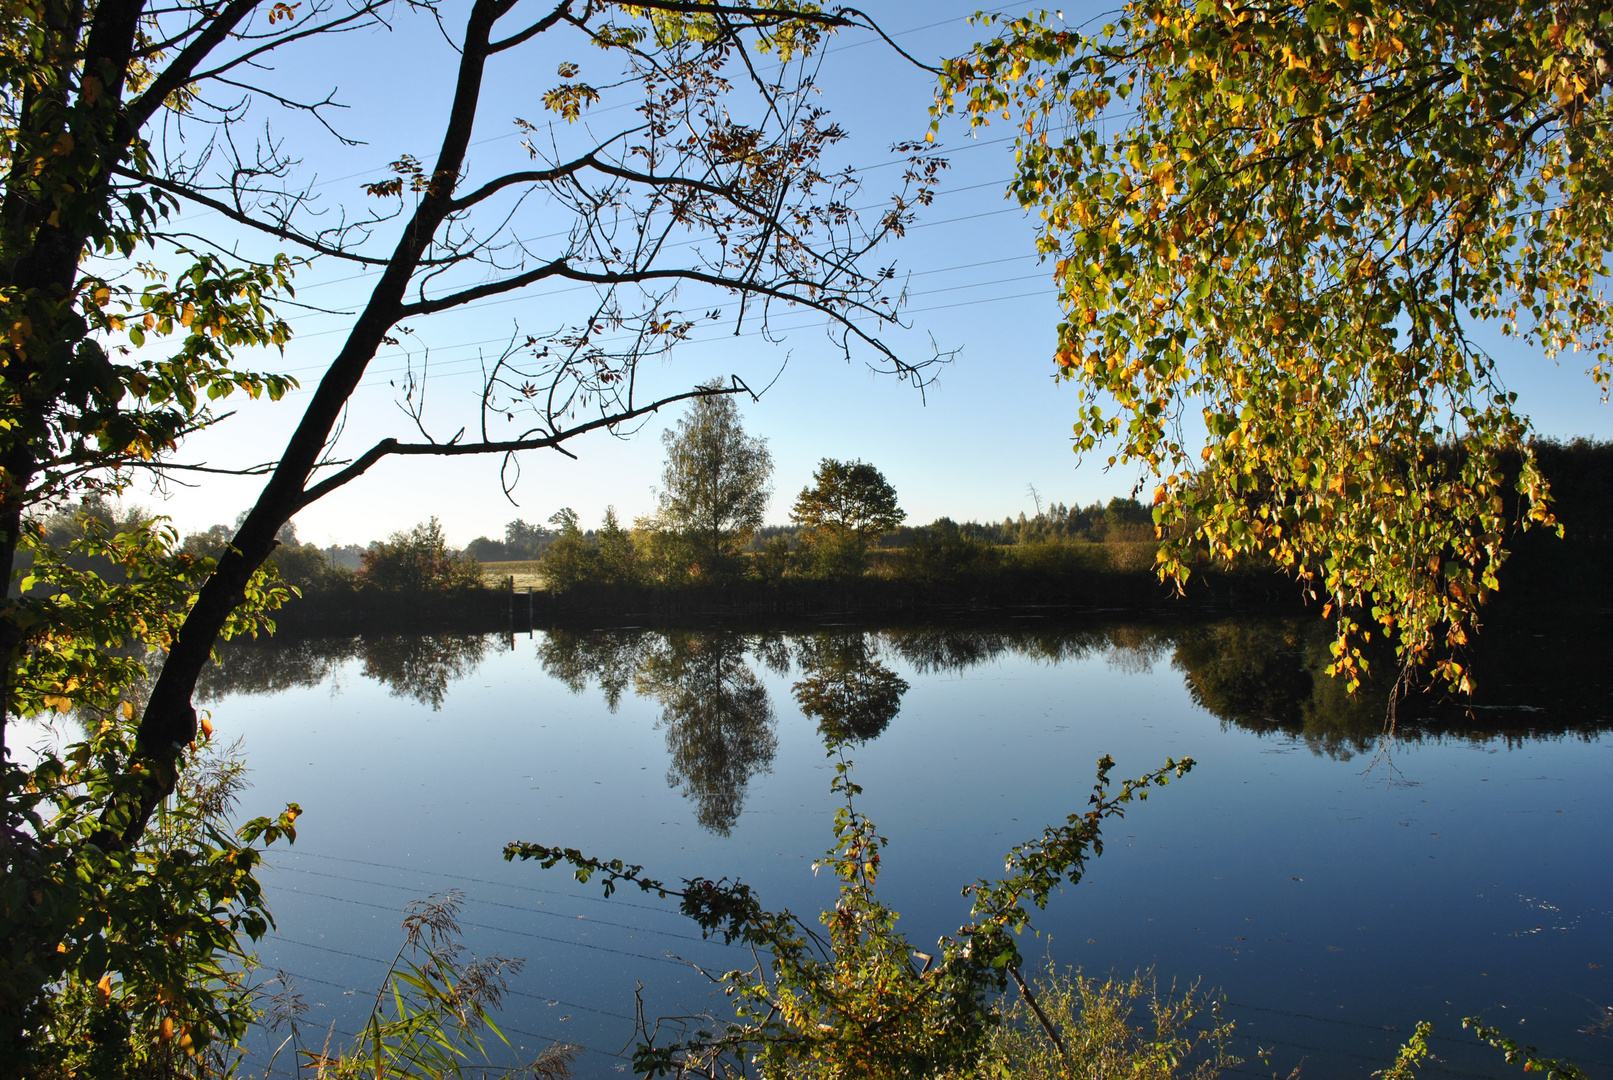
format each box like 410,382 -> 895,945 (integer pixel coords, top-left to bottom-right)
190,613 -> 1613,1078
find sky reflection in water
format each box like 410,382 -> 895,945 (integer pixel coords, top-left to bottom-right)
202,616 -> 1613,1079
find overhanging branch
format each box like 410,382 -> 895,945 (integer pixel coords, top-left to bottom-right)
113,165 -> 419,266
292,381 -> 747,511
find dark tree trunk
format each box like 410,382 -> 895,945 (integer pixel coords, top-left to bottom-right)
124,0 -> 504,842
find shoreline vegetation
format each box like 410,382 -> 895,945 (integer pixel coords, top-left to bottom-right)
266,515 -> 1296,630
226,438 -> 1608,632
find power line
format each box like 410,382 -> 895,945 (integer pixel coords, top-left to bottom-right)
247,279 -> 1053,413
276,862 -> 728,947
283,167 -> 1025,301
1221,999 -> 1613,1069
268,935 -> 637,1023
248,254 -> 1053,397
272,886 -> 703,969
285,849 -> 690,918
269,238 -> 1044,384
273,180 -> 1031,338
261,861 -> 1613,1075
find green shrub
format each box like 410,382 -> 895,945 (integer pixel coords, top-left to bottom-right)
357,519 -> 482,593
508,753 -> 1195,1080
1004,538 -> 1110,578
266,543 -> 354,597
896,519 -> 1001,584
10,727 -> 300,1080
539,508 -> 641,592
807,531 -> 870,579
537,519 -> 597,592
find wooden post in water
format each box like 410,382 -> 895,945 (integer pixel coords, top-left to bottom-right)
527,586 -> 534,636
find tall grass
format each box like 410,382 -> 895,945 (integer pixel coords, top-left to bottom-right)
970,966 -> 1239,1080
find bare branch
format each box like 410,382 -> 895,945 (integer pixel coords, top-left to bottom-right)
134,459 -> 282,477
445,151 -> 609,212
294,382 -> 744,510
834,6 -> 945,75
488,0 -> 573,53
124,0 -> 263,133
113,165 -> 402,264
181,1 -> 401,91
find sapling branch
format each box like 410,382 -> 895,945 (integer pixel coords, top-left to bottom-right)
505,754 -> 1194,1077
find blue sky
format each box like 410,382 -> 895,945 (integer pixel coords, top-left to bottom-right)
137,2 -> 1611,548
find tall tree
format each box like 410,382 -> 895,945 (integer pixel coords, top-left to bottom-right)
938,0 -> 1608,688
655,382 -> 774,568
0,0 -> 307,757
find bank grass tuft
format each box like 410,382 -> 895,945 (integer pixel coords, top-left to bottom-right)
969,965 -> 1238,1080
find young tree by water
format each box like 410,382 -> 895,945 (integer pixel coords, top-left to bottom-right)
652,385 -> 775,574
508,751 -> 1198,1078
937,0 -> 1607,688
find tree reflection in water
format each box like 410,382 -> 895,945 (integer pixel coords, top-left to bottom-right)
203,615 -> 1611,821
198,637 -> 359,702
536,628 -> 646,711
633,631 -> 777,835
1171,620 -> 1390,759
791,633 -> 908,744
357,634 -> 490,711
200,633 -> 490,711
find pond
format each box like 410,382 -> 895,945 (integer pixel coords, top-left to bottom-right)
192,614 -> 1613,1078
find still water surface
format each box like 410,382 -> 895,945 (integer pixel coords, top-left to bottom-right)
198,616 -> 1613,1078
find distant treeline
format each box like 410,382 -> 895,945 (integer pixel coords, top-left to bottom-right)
22,439 -> 1608,623
516,504 -> 1175,611
1484,438 -> 1613,611
463,518 -> 560,562
748,495 -> 1155,551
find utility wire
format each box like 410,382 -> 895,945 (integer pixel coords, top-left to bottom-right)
243,266 -> 1055,406
263,864 -> 1611,1074
276,862 -> 730,947
273,195 -> 1037,345
283,168 -> 1026,300
273,887 -> 705,969
247,280 -> 1055,415
268,936 -> 637,1023
277,268 -> 1049,384
284,849 -> 693,918
1221,999 -> 1613,1069
246,961 -> 629,1066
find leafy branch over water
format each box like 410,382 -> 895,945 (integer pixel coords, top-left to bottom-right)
505,753 -> 1193,1078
